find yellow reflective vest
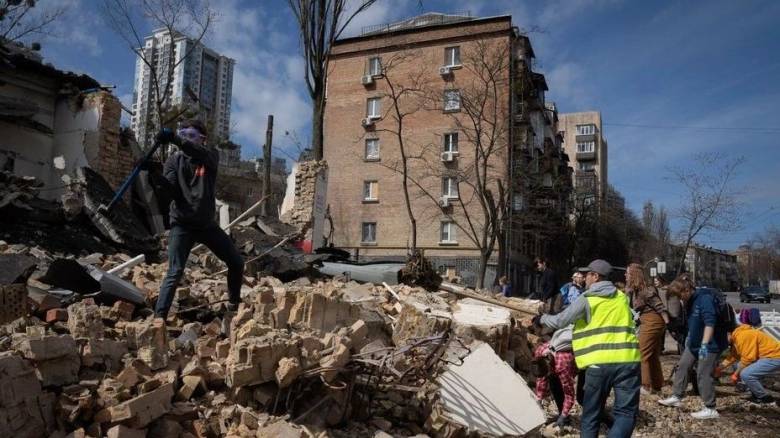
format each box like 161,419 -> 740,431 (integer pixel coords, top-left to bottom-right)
571,290 -> 640,369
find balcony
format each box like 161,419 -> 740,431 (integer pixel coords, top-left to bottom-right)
576,149 -> 597,161
575,133 -> 596,142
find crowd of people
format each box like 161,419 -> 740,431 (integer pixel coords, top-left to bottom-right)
510,258 -> 780,437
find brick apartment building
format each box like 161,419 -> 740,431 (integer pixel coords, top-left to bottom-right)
323,13 -> 571,288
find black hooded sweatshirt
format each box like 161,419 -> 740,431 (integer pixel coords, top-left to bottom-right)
162,140 -> 220,229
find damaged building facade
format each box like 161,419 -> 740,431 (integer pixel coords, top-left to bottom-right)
323,13 -> 572,288
0,39 -> 135,199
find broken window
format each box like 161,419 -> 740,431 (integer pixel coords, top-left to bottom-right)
365,138 -> 380,160
442,177 -> 458,198
443,90 -> 460,112
443,133 -> 458,153
440,221 -> 457,244
368,57 -> 382,76
363,180 -> 378,201
361,222 -> 377,243
367,97 -> 381,119
444,46 -> 460,67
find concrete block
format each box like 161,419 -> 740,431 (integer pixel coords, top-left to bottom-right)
176,375 -> 205,401
68,300 -> 105,339
82,338 -> 128,371
35,354 -> 81,387
106,424 -> 147,438
225,333 -> 300,388
274,357 -> 302,389
125,319 -> 168,370
107,382 -> 174,428
451,298 -> 512,356
434,343 -> 545,436
18,335 -> 78,361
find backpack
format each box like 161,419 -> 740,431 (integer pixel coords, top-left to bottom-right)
712,289 -> 737,333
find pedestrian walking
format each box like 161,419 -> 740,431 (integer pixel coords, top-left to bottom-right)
535,259 -> 640,438
153,121 -> 244,319
658,274 -> 728,419
625,263 -> 669,394
721,312 -> 780,403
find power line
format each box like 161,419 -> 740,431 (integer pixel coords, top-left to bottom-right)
604,123 -> 780,133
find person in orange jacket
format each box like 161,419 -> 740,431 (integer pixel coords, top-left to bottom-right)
721,316 -> 780,404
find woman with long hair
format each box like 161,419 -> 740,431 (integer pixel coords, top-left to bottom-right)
626,263 -> 669,394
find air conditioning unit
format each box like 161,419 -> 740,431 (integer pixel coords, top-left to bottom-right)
439,196 -> 451,208
439,66 -> 452,76
361,75 -> 374,85
362,117 -> 375,127
440,151 -> 457,162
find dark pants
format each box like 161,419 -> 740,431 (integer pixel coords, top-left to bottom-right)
550,374 -> 564,414
155,224 -> 244,318
581,363 -> 640,438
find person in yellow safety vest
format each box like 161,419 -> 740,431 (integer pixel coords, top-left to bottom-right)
534,259 -> 641,438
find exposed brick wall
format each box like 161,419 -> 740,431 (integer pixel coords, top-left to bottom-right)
86,92 -> 134,190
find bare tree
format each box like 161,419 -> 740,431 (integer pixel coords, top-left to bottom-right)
0,0 -> 65,42
100,0 -> 216,158
668,152 -> 745,274
287,0 -> 377,160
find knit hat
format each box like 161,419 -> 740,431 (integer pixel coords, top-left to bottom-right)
748,308 -> 762,327
739,308 -> 751,325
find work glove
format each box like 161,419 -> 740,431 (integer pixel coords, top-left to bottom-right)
730,372 -> 739,385
698,344 -> 709,360
555,414 -> 569,428
156,128 -> 177,145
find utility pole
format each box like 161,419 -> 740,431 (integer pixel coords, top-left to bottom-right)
261,115 -> 273,216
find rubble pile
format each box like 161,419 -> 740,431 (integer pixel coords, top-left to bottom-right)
0,170 -> 42,211
0,242 -> 548,437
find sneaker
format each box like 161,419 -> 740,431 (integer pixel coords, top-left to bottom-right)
658,395 -> 682,407
747,394 -> 775,404
691,407 -> 719,419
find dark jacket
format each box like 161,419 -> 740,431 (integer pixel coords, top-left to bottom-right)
163,141 -> 220,229
540,267 -> 556,301
685,288 -> 727,354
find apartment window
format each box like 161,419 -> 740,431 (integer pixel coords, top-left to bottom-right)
366,97 -> 381,119
443,90 -> 461,112
368,56 -> 382,76
363,180 -> 378,202
444,46 -> 460,67
576,141 -> 595,153
440,221 -> 457,244
442,177 -> 458,198
512,193 -> 525,212
576,124 -> 596,135
443,133 -> 458,152
365,138 -> 380,160
578,162 -> 595,171
361,222 -> 377,243
542,173 -> 553,187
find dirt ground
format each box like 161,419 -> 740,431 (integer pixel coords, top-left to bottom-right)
535,352 -> 780,437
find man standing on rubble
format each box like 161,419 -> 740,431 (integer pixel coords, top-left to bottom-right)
153,121 -> 244,319
534,259 -> 640,438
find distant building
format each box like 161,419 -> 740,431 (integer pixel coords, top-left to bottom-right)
323,12 -> 572,288
680,244 -> 739,290
559,111 -> 608,207
131,28 -> 234,148
215,143 -> 287,219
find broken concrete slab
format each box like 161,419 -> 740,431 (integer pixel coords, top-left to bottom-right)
451,298 -> 512,357
104,382 -> 174,428
0,351 -> 55,437
0,253 -> 36,284
434,343 -> 545,436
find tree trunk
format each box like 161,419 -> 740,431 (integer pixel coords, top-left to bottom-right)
311,90 -> 325,160
476,252 -> 489,289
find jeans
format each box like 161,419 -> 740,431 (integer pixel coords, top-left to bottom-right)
672,349 -> 718,408
580,363 -> 640,438
155,224 -> 244,318
740,358 -> 780,398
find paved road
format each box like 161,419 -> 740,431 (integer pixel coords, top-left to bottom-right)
724,290 -> 779,313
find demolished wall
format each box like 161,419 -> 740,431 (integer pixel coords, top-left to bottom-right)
280,160 -> 328,253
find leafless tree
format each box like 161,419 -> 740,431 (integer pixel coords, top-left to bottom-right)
287,0 -> 378,160
640,200 -> 671,262
740,225 -> 780,286
0,0 -> 65,42
668,152 -> 745,274
100,0 -> 216,159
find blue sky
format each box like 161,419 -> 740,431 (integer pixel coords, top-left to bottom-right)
33,0 -> 780,250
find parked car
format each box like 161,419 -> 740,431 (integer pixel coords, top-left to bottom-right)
740,286 -> 771,303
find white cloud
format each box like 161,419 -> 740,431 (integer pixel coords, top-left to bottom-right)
340,0 -> 414,37
206,0 -> 311,159
544,62 -> 591,109
44,0 -> 103,57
